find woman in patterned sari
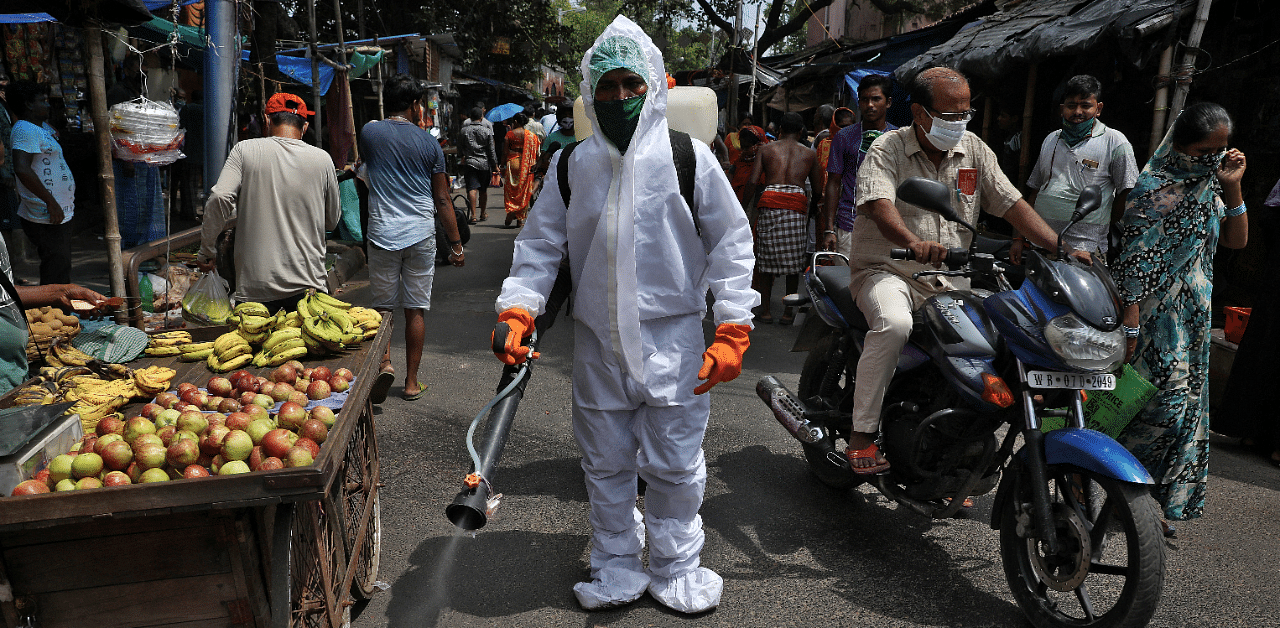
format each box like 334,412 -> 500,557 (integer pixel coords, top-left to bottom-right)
503,113 -> 540,227
1113,102 -> 1247,534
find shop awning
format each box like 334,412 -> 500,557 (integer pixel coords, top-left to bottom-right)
274,50 -> 384,97
896,0 -> 1195,83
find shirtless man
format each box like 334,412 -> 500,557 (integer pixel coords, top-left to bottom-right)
745,112 -> 823,324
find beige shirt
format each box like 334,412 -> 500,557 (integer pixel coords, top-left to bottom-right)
852,126 -> 1021,293
200,137 -> 341,302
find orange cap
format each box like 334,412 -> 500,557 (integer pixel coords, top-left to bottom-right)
265,92 -> 313,117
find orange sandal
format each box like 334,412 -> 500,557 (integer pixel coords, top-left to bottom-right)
845,443 -> 891,475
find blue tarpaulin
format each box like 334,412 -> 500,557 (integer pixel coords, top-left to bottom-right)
0,13 -> 54,23
276,55 -> 336,96
141,0 -> 202,9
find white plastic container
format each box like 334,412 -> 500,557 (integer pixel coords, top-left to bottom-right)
0,412 -> 83,495
573,86 -> 719,145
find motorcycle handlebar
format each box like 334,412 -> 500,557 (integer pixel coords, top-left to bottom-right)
889,247 -> 971,269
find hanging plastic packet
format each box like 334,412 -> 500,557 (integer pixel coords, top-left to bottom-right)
109,98 -> 186,166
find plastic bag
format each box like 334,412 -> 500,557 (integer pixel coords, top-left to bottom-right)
181,271 -> 233,326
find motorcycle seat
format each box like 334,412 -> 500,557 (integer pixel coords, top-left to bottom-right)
814,264 -> 869,331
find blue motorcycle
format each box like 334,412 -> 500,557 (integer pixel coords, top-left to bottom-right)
758,177 -> 1165,628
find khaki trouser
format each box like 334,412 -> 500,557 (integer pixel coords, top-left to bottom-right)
849,270 -> 932,433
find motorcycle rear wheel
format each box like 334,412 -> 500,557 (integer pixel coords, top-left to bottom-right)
1000,464 -> 1165,628
797,334 -> 863,490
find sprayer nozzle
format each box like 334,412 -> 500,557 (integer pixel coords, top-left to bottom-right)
446,487 -> 489,530
464,472 -> 482,488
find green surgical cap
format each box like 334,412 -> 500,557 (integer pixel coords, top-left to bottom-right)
588,36 -> 651,95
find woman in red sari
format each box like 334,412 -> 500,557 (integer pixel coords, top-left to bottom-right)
503,113 -> 540,227
729,124 -> 768,206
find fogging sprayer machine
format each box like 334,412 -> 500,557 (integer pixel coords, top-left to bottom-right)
445,266 -> 573,531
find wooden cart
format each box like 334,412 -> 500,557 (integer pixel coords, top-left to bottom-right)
0,319 -> 391,628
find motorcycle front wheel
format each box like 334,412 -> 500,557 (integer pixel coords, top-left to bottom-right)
797,334 -> 863,490
999,464 -> 1165,628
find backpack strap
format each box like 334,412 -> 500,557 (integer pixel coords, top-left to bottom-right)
556,130 -> 699,235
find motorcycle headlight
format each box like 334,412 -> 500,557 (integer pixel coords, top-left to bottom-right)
1044,313 -> 1124,372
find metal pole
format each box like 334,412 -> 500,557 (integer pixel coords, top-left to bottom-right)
727,0 -> 742,128
333,0 -> 356,162
1150,45 -> 1173,158
204,0 -> 237,193
1168,0 -> 1214,127
85,26 -> 126,317
308,0 -> 323,148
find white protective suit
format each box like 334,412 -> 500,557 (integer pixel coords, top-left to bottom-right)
495,16 -> 757,613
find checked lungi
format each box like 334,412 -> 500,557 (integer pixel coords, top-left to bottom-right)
755,184 -> 809,275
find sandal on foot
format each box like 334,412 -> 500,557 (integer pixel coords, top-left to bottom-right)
779,308 -> 795,326
845,443 -> 891,475
1161,520 -> 1177,538
403,382 -> 427,401
370,369 -> 395,405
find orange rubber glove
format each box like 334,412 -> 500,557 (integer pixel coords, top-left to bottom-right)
492,308 -> 537,365
694,323 -> 751,395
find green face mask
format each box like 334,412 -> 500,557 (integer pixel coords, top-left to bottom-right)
1060,117 -> 1095,147
594,94 -> 646,153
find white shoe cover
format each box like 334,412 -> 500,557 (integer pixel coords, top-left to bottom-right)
647,567 -> 722,614
573,567 -> 650,611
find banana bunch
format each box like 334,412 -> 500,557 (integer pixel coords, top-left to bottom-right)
227,302 -> 278,345
208,330 -> 253,372
251,328 -> 309,367
347,306 -> 383,340
64,376 -> 140,406
46,337 -> 96,367
66,396 -> 128,434
145,330 -> 194,357
11,381 -> 56,406
38,365 -> 94,385
278,310 -> 304,329
178,340 -> 216,362
133,365 -> 177,396
301,310 -> 353,354
102,363 -> 134,380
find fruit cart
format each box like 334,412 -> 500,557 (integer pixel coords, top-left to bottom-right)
0,318 -> 390,628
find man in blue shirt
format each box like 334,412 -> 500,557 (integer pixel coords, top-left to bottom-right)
819,74 -> 896,255
358,74 -> 464,402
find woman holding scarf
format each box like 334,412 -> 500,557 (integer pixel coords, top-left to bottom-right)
503,112 -> 540,228
1113,102 -> 1247,534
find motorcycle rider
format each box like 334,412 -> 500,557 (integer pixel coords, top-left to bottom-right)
492,16 -> 757,613
845,66 -> 1083,473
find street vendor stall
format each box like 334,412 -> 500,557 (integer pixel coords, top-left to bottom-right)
0,299 -> 390,628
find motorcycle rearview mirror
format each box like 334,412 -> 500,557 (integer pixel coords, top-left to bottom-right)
896,176 -> 977,234
1059,185 -> 1103,260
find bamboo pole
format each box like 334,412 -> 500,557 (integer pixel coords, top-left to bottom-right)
981,95 -> 993,142
333,0 -> 357,162
1150,45 -> 1173,158
85,26 -> 126,319
1017,64 -> 1038,187
1168,0 -> 1214,127
308,0 -> 323,148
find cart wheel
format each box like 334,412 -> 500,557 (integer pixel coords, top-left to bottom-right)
289,499 -> 344,628
343,410 -> 382,599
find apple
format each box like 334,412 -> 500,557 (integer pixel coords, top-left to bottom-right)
218,398 -> 243,414
239,390 -> 259,406
259,381 -> 277,397
219,460 -> 251,475
287,390 -> 309,406
294,437 -> 320,459
11,479 -> 50,496
200,425 -> 231,456
329,377 -> 351,393
123,416 -> 156,444
195,453 -> 214,468
309,406 -> 336,429
269,382 -> 294,403
333,367 -> 354,381
80,436 -> 98,457
166,438 -> 200,468
134,443 -> 168,470
276,402 -> 308,431
271,364 -> 298,384
94,433 -> 123,455
225,411 -> 252,432
96,415 -> 125,437
177,412 -> 209,435
246,418 -> 275,444
284,445 -> 314,468
157,425 -> 177,446
174,429 -> 200,444
299,419 -> 328,445
155,392 -> 180,409
307,380 -> 331,401
184,390 -> 210,409
248,446 -> 265,470
48,454 -> 76,483
252,393 -> 275,409
183,464 -> 211,479
207,376 -> 234,398
238,377 -> 261,394
205,413 -> 227,429
310,366 -> 332,383
221,430 -> 254,461
75,477 -> 103,490
301,367 -> 314,379
172,401 -> 193,413
210,455 -> 225,474
103,471 -> 133,486
230,369 -> 252,385
203,396 -> 224,411
55,478 -> 77,491
155,408 -> 180,429
33,468 -> 50,486
126,463 -> 142,483
257,457 -> 285,471
139,467 -> 170,483
71,453 -> 103,479
295,378 -> 311,391
243,404 -> 271,422
285,360 -> 305,372
262,428 -> 299,459
101,440 -> 134,471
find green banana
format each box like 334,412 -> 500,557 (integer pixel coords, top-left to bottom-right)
233,302 -> 270,317
312,291 -> 352,310
262,328 -> 302,353
239,314 -> 274,334
267,345 -> 309,366
179,348 -> 214,362
268,337 -> 305,356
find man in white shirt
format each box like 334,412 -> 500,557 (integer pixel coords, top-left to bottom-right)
1012,75 -> 1139,262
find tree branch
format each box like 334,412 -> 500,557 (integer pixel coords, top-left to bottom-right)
755,0 -> 835,57
866,0 -> 939,14
695,0 -> 735,36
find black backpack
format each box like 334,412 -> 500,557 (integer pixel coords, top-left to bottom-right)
556,128 -> 700,234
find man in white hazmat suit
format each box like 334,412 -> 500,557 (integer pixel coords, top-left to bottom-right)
493,16 -> 757,614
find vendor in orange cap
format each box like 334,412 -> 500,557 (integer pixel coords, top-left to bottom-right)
197,92 -> 342,315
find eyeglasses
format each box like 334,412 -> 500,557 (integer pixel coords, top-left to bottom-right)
927,106 -> 976,123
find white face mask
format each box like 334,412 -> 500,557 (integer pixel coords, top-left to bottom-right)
924,113 -> 967,151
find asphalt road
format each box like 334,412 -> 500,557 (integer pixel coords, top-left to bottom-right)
344,218 -> 1280,628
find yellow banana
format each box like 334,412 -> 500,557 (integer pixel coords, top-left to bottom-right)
148,336 -> 190,347
233,302 -> 270,317
267,345 -> 309,366
151,330 -> 192,340
180,348 -> 215,362
239,314 -> 274,334
295,294 -> 315,318
301,331 -> 329,356
145,345 -> 183,357
215,353 -> 253,372
262,328 -> 302,353
280,310 -> 304,329
214,331 -> 250,355
180,341 -> 216,353
326,309 -> 356,334
217,342 -> 253,362
312,291 -> 352,310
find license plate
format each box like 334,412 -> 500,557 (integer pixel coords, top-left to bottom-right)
1027,371 -> 1116,390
